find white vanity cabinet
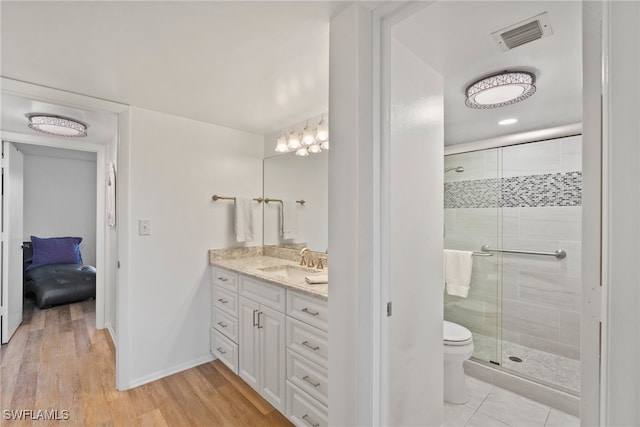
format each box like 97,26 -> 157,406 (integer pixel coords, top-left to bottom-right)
210,264 -> 328,424
210,267 -> 240,374
285,291 -> 329,427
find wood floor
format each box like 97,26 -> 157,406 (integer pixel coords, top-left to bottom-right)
0,299 -> 292,426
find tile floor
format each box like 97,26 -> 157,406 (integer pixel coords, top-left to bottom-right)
444,376 -> 580,427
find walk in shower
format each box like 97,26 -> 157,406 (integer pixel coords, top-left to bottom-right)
444,135 -> 582,396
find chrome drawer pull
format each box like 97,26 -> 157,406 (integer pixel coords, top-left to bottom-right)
257,311 -> 263,329
217,276 -> 228,282
253,309 -> 258,327
302,414 -> 319,427
217,298 -> 228,304
302,307 -> 320,316
302,375 -> 321,388
302,341 -> 320,351
217,321 -> 228,328
216,347 -> 226,355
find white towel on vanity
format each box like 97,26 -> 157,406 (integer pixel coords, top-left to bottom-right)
234,198 -> 254,242
281,200 -> 298,240
444,249 -> 473,297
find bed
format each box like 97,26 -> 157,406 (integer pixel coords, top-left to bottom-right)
23,236 -> 96,309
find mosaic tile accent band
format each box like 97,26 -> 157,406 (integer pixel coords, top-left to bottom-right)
444,171 -> 582,209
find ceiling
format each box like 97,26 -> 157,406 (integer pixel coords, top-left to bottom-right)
1,2 -> 581,146
394,1 -> 582,145
1,1 -> 349,137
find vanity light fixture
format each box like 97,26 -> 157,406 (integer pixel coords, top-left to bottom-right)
465,71 -> 536,109
498,118 -> 518,125
308,144 -> 322,154
302,121 -> 316,146
316,115 -> 328,142
274,114 -> 330,153
287,129 -> 301,150
275,132 -> 289,152
27,114 -> 87,137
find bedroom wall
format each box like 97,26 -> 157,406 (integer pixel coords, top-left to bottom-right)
23,151 -> 98,266
121,107 -> 264,387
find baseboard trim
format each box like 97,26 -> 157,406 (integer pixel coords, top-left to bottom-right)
104,322 -> 117,347
128,354 -> 215,389
464,359 -> 580,417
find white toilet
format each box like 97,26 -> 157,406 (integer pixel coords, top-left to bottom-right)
443,320 -> 474,404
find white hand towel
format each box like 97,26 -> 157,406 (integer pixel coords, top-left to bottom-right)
444,249 -> 473,297
305,274 -> 328,284
281,200 -> 298,240
234,198 -> 254,243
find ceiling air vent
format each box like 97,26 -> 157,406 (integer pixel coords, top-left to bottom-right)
492,12 -> 553,52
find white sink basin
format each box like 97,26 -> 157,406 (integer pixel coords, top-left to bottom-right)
258,264 -> 324,281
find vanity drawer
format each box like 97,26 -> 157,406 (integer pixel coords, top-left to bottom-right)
239,276 -> 286,312
211,328 -> 238,374
286,381 -> 328,427
212,309 -> 238,343
213,286 -> 238,318
212,267 -> 238,293
287,291 -> 328,332
286,349 -> 328,406
286,317 -> 328,369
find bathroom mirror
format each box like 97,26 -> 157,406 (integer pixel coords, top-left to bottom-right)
263,150 -> 328,252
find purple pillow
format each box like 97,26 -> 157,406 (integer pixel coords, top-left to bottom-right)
27,236 -> 83,271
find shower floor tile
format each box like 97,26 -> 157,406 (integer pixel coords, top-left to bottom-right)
444,376 -> 580,427
472,333 -> 581,395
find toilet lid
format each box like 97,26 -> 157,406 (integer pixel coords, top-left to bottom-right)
443,321 -> 472,343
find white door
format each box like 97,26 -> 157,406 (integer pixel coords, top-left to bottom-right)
238,296 -> 260,390
1,141 -> 24,344
259,305 -> 285,412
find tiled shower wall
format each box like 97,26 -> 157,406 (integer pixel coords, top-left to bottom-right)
444,135 -> 582,361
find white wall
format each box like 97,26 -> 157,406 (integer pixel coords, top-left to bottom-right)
105,135 -> 118,341
23,153 -> 97,266
387,36 -> 444,426
122,107 -> 264,387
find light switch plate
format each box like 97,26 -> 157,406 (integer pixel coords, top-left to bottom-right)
139,219 -> 151,236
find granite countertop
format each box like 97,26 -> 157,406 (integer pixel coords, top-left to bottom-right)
210,255 -> 328,300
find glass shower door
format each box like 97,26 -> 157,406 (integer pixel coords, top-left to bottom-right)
444,148 -> 502,366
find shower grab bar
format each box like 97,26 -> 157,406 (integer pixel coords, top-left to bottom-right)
480,244 -> 566,260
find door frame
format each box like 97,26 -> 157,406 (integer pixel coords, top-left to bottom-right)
1,130 -> 108,328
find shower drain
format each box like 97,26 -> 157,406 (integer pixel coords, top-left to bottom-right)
508,356 -> 523,363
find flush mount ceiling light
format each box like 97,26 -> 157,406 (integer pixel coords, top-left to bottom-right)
27,114 -> 87,137
465,71 -> 536,109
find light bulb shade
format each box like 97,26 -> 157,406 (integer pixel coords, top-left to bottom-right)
288,132 -> 301,150
308,144 -> 322,154
320,140 -> 329,150
275,135 -> 289,152
27,114 -> 87,137
302,126 -> 316,146
316,119 -> 328,141
465,71 -> 536,109
295,147 -> 309,156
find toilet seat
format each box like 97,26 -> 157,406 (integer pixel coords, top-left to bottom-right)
444,320 -> 473,346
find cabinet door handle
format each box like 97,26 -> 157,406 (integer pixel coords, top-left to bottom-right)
252,309 -> 258,327
302,414 -> 319,427
217,321 -> 228,328
257,311 -> 263,329
302,307 -> 320,316
302,341 -> 320,351
217,298 -> 228,304
217,276 -> 228,282
216,347 -> 226,355
302,375 -> 321,388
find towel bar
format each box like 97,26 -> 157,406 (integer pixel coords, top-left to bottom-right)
480,244 -> 566,259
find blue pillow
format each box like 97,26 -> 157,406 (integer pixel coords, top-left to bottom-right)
27,236 -> 83,271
